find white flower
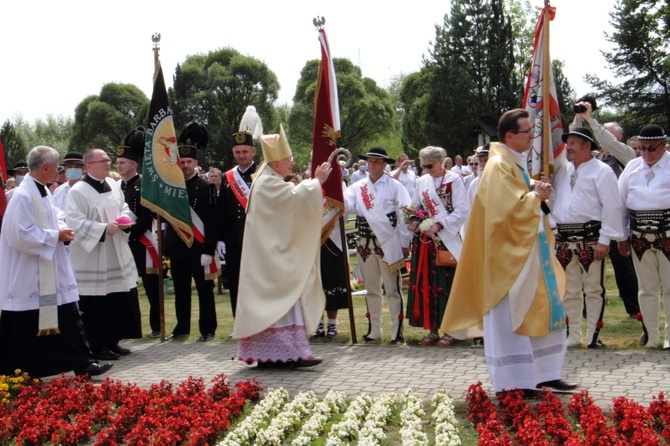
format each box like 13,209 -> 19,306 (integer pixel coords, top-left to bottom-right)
399,389 -> 429,445
431,390 -> 461,446
325,393 -> 373,445
419,218 -> 435,233
217,388 -> 289,446
255,391 -> 318,445
358,393 -> 396,444
291,391 -> 348,446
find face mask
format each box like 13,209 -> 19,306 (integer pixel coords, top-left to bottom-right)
359,165 -> 367,172
15,175 -> 25,184
66,168 -> 83,180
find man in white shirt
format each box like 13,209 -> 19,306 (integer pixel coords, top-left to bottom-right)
618,124 -> 670,349
450,154 -> 471,177
550,128 -> 625,348
350,159 -> 368,184
344,147 -> 411,343
390,153 -> 417,197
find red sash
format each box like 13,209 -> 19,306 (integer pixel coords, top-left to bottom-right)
226,168 -> 249,209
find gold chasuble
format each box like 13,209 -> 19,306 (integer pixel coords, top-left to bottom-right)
441,143 -> 565,337
232,164 -> 326,339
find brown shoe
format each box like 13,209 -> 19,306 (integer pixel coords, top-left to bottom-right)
418,333 -> 440,346
436,334 -> 456,347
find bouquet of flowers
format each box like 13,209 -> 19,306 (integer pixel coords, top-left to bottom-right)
401,205 -> 435,233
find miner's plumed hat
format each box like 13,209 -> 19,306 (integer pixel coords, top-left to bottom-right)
117,126 -> 146,163
233,105 -> 263,148
178,121 -> 209,159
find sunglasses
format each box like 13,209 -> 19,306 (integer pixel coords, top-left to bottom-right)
638,143 -> 664,152
421,164 -> 434,169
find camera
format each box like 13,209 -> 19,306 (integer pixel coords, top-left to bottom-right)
573,104 -> 587,114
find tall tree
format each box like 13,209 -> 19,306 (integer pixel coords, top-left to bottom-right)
288,58 -> 394,160
70,83 -> 149,156
402,0 -> 521,155
169,48 -> 279,169
587,0 -> 670,132
14,115 -> 73,156
0,120 -> 27,166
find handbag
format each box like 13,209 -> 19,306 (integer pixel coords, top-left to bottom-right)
435,247 -> 457,267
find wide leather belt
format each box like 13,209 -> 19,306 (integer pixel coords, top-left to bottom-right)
555,220 -> 601,242
356,212 -> 398,238
629,209 -> 670,233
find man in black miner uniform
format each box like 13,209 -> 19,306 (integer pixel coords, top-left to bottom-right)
217,106 -> 262,317
116,126 -> 161,339
164,121 -> 219,341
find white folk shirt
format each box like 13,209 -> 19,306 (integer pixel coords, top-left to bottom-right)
344,174 -> 412,248
411,170 -> 467,236
0,175 -> 79,311
390,168 -> 417,197
550,158 -> 625,245
618,151 -> 670,235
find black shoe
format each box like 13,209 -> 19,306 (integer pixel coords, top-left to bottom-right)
326,323 -> 338,339
109,344 -> 131,355
149,331 -> 161,339
75,362 -> 114,377
292,358 -> 322,368
199,333 -> 214,342
587,339 -> 606,349
537,379 -> 579,391
362,335 -> 379,342
311,322 -> 325,339
168,332 -> 188,340
390,335 -> 405,344
473,337 -> 485,346
94,348 -> 120,361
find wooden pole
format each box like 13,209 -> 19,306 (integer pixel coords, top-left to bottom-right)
151,33 -> 167,342
338,216 -> 358,344
542,1 -> 551,176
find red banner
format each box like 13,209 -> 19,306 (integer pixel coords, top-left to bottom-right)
310,27 -> 343,243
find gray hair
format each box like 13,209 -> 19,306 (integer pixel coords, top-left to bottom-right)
605,122 -> 624,140
419,146 -> 446,165
27,146 -> 59,171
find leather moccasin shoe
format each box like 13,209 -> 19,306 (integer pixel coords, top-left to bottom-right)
109,344 -> 131,355
94,348 -> 120,361
537,379 -> 579,391
362,335 -> 379,342
75,362 -> 114,377
587,339 -> 606,349
292,358 -> 322,368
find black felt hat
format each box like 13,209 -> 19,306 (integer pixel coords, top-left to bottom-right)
178,121 -> 209,159
637,124 -> 667,141
117,126 -> 146,163
61,151 -> 84,166
358,146 -> 395,164
8,161 -> 28,176
562,127 -> 599,149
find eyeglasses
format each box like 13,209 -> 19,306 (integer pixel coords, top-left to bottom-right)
638,143 -> 664,152
421,164 -> 433,170
512,127 -> 534,134
469,163 -> 479,166
88,158 -> 112,165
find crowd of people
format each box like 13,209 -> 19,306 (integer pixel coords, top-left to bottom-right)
0,103 -> 668,398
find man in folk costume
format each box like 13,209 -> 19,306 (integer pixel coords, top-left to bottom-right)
0,146 -> 113,378
618,124 -> 670,349
233,124 -> 332,368
550,128 -> 625,349
217,106 -> 262,318
65,148 -> 142,361
343,147 -> 412,343
163,121 -> 219,342
116,126 -> 161,339
442,109 -> 577,396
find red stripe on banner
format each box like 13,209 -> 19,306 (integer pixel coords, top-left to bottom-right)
0,137 -> 6,182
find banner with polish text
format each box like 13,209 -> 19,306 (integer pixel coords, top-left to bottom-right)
310,27 -> 344,244
523,5 -> 566,179
140,61 -> 194,247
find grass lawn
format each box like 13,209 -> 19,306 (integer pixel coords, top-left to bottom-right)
136,258 -> 661,350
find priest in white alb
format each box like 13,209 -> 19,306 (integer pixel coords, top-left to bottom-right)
0,146 -> 113,378
232,125 -> 332,368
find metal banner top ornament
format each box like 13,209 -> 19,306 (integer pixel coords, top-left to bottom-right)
313,16 -> 325,30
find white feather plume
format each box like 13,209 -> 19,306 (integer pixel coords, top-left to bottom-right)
238,105 -> 263,139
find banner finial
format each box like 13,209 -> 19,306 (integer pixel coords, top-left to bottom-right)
313,16 -> 326,30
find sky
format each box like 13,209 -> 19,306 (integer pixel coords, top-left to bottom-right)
0,0 -> 617,124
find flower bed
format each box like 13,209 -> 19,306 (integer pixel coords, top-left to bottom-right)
3,370 -> 670,445
465,381 -> 670,445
